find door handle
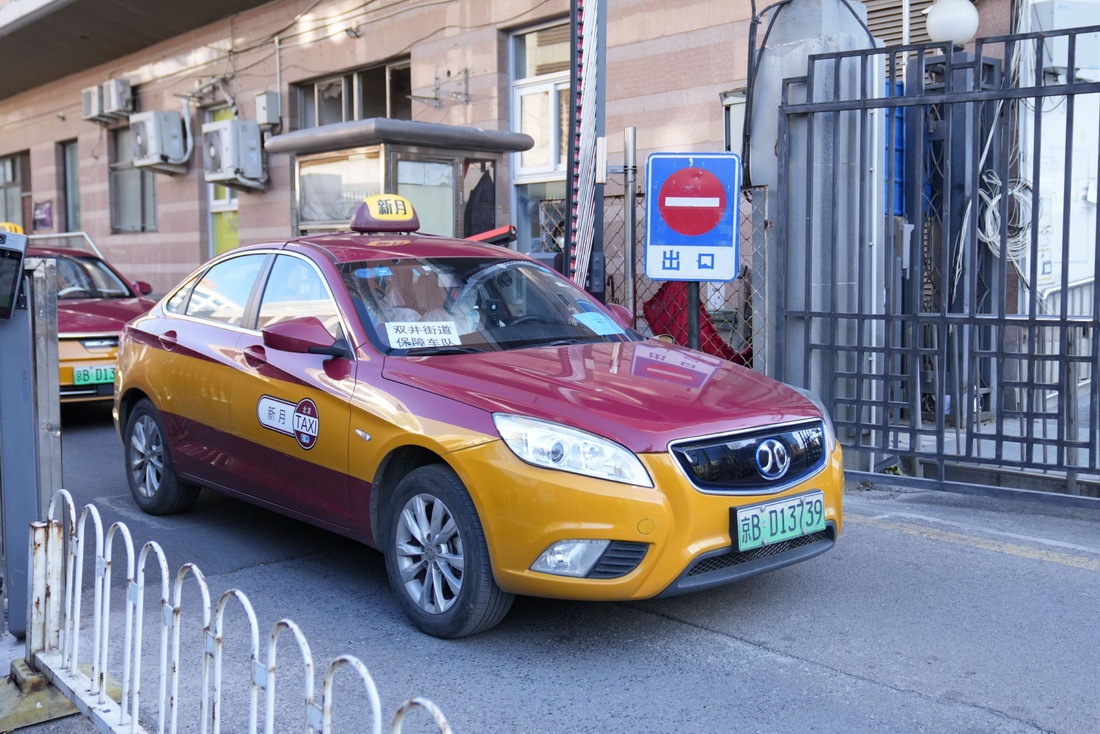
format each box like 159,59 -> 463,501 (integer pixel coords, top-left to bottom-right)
243,344 -> 268,366
158,331 -> 178,350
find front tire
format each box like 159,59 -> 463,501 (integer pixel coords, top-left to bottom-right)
384,464 -> 513,638
124,398 -> 200,515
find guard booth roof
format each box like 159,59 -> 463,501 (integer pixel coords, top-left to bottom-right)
265,117 -> 534,156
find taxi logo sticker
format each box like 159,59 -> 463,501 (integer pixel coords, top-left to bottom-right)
258,396 -> 319,450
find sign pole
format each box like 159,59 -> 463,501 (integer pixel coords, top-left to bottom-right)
624,127 -> 637,325
687,281 -> 701,350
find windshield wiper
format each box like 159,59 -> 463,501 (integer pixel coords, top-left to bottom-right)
401,345 -> 488,356
543,337 -> 598,347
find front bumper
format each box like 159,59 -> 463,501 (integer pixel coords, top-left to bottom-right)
450,439 -> 844,601
58,338 -> 117,403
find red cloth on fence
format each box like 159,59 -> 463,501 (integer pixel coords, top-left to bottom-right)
642,281 -> 751,366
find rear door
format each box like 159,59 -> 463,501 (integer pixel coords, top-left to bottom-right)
229,253 -> 355,527
149,252 -> 269,488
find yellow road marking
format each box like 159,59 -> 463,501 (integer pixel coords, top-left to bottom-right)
846,513 -> 1100,572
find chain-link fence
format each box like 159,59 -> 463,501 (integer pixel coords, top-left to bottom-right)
602,186 -> 769,371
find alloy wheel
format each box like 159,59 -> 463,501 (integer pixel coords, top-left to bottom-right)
129,414 -> 164,499
394,493 -> 465,614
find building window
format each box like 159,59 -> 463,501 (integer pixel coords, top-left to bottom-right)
110,127 -> 157,233
60,140 -> 80,231
0,154 -> 23,229
512,22 -> 570,253
297,62 -> 412,129
207,107 -> 239,256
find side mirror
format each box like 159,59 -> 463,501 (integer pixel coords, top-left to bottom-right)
263,317 -> 350,358
606,303 -> 634,329
134,280 -> 153,296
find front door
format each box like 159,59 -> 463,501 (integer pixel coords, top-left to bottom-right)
230,253 -> 355,527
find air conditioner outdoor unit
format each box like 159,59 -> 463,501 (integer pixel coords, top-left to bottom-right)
130,111 -> 185,167
102,79 -> 133,117
202,119 -> 265,188
81,85 -> 112,123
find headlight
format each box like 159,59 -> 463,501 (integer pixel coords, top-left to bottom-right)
789,385 -> 837,455
492,414 -> 653,487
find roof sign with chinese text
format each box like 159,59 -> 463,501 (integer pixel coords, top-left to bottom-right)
351,194 -> 421,233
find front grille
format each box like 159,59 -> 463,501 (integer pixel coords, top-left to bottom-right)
686,530 -> 830,577
588,541 -> 649,579
670,421 -> 826,492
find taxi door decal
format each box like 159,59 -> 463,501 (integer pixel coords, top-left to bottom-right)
258,395 -> 319,450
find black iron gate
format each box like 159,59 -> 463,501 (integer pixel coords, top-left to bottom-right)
773,26 -> 1100,498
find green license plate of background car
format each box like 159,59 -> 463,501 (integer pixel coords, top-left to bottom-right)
735,491 -> 825,551
74,365 -> 115,385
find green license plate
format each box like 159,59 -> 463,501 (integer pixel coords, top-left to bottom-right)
735,491 -> 826,551
73,364 -> 116,386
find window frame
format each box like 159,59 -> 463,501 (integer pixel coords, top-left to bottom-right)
510,21 -> 571,253
0,152 -> 27,230
109,127 -> 157,234
60,140 -> 80,232
297,61 -> 413,130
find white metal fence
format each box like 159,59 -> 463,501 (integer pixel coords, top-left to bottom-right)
25,489 -> 453,734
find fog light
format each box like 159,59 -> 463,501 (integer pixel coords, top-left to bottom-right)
531,539 -> 610,577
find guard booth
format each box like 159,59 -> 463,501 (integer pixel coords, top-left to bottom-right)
265,118 -> 533,238
0,225 -> 62,640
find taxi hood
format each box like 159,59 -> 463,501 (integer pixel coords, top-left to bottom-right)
383,340 -> 822,453
56,297 -> 155,335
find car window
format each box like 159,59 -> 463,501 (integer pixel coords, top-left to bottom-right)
185,254 -> 266,326
341,257 -> 640,354
164,273 -> 199,314
257,255 -> 341,336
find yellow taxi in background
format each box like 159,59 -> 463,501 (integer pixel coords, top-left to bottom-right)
114,195 -> 843,638
30,242 -> 155,402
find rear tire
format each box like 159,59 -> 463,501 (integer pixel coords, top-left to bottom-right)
123,398 -> 200,515
384,464 -> 513,638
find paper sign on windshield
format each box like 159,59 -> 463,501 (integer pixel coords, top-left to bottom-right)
385,321 -> 461,349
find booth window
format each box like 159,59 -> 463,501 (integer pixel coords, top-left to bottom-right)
110,128 -> 157,234
512,22 -> 569,253
297,148 -> 383,233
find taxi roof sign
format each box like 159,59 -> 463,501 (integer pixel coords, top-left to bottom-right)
350,194 -> 421,233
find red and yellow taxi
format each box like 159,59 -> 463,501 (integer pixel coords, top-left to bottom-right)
28,245 -> 155,403
113,195 -> 843,638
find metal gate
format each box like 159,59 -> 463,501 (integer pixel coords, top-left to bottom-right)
773,26 -> 1100,498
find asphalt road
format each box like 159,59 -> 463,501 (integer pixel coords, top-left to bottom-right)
7,401 -> 1100,733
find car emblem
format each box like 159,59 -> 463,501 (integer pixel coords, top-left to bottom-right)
755,438 -> 791,481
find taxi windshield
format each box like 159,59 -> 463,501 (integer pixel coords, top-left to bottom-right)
52,254 -> 132,300
340,257 -> 640,354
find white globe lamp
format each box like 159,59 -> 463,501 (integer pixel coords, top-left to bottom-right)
925,0 -> 980,47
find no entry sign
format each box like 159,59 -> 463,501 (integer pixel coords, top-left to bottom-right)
645,152 -> 741,281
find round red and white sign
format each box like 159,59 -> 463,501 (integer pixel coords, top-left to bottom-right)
657,167 -> 727,237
